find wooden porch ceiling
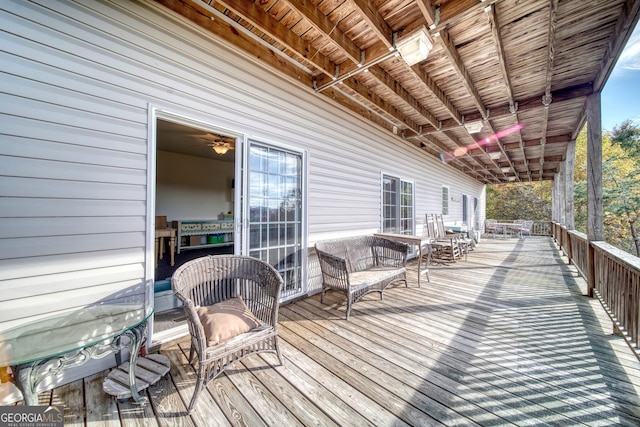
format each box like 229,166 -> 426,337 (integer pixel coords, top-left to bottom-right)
156,0 -> 640,184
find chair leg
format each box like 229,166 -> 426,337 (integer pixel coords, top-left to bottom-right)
188,337 -> 196,365
274,336 -> 284,365
345,294 -> 353,320
188,364 -> 206,413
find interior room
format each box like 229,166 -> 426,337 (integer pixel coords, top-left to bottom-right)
153,119 -> 237,334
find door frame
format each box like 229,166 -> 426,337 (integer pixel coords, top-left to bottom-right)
238,137 -> 309,301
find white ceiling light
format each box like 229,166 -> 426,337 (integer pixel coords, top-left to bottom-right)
464,121 -> 483,133
395,27 -> 432,66
212,144 -> 229,155
488,151 -> 502,160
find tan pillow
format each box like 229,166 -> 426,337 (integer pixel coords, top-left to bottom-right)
196,296 -> 262,346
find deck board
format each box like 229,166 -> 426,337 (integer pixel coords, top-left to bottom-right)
10,237 -> 640,426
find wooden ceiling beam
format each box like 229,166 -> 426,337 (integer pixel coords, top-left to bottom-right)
157,0 -> 314,86
340,78 -> 422,135
482,120 -> 516,181
485,4 -> 514,111
440,131 -> 501,181
350,0 -> 394,49
214,0 -> 336,79
415,0 -> 437,26
282,0 -> 362,65
539,0 -> 559,180
398,1 -> 463,125
421,135 -> 497,183
430,0 -> 500,33
413,83 -> 593,135
485,3 -> 529,180
594,0 -> 640,91
435,29 -> 488,120
410,64 -> 463,125
367,65 -> 439,128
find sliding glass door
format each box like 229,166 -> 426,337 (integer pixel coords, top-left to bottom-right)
242,140 -> 305,300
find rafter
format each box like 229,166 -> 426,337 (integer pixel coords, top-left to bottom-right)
340,78 -> 422,135
435,29 -> 488,120
411,64 -> 462,125
283,0 -> 361,64
420,134 -> 498,183
214,0 -> 336,79
367,65 -> 439,128
350,0 -> 394,49
537,0 -> 559,179
484,4 -> 529,180
441,130 -> 501,181
413,83 -> 593,136
430,0 -> 501,33
594,0 -> 640,91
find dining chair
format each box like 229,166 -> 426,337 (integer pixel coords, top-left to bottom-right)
485,219 -> 503,238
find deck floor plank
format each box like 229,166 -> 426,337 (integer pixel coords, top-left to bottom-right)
12,238 -> 640,426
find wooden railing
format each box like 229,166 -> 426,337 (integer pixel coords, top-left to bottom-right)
531,221 -> 551,236
486,220 -> 552,236
553,223 -> 640,359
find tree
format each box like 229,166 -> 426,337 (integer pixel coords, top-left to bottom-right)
610,120 -> 640,256
573,124 -> 640,256
612,119 -> 640,158
486,182 -> 552,221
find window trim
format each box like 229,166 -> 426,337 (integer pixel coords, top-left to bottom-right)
442,185 -> 450,216
381,173 -> 415,235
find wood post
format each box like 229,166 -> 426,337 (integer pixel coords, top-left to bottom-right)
586,92 -> 604,297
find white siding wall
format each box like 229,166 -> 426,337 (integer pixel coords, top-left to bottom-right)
0,0 -> 485,363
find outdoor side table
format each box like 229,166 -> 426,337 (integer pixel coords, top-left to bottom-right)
0,302 -> 153,406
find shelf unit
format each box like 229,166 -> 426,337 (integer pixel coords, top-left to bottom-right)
173,219 -> 234,253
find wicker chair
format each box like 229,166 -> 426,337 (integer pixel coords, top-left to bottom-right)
171,255 -> 283,412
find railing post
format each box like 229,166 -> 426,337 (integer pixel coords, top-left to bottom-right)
587,243 -> 595,297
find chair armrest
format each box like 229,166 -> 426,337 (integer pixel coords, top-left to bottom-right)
315,248 -> 351,291
174,295 -> 207,354
371,237 -> 408,268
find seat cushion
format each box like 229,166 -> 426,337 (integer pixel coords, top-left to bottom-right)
348,266 -> 405,290
196,296 -> 262,346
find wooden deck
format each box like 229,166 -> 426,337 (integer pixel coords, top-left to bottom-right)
24,237 -> 640,425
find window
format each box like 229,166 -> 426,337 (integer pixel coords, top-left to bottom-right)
382,175 -> 414,234
442,186 -> 450,215
462,194 -> 468,224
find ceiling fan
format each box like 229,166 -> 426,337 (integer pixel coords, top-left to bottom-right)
195,133 -> 236,155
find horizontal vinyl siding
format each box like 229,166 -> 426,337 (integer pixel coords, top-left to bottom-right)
0,0 -> 486,333
0,0 -> 150,329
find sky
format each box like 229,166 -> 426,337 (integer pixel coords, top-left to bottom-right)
601,24 -> 640,131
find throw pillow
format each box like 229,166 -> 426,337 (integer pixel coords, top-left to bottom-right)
196,296 -> 262,346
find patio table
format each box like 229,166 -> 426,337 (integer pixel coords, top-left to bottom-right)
374,233 -> 432,287
0,302 -> 153,405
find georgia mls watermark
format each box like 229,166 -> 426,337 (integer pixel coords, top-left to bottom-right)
0,406 -> 64,427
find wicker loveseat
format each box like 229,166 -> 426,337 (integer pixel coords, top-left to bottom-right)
315,235 -> 408,320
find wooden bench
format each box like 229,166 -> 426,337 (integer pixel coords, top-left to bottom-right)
315,235 -> 408,320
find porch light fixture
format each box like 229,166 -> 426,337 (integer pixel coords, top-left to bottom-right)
395,26 -> 432,66
488,151 -> 502,160
212,144 -> 230,155
464,121 -> 483,134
